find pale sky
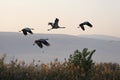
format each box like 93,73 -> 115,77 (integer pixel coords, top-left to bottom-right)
0,0 -> 120,37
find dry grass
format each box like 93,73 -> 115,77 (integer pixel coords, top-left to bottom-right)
0,53 -> 120,80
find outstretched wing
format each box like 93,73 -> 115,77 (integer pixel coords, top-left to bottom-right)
28,30 -> 33,34
37,42 -> 43,48
79,23 -> 85,31
54,18 -> 59,28
22,29 -> 27,35
85,22 -> 93,27
41,40 -> 50,46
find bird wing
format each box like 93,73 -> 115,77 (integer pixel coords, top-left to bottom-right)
80,26 -> 85,31
54,18 -> 59,28
22,29 -> 27,35
28,30 -> 33,34
79,24 -> 85,31
37,42 -> 43,48
86,22 -> 93,27
41,40 -> 50,46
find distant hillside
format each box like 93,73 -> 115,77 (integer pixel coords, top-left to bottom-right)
0,32 -> 120,64
80,34 -> 120,41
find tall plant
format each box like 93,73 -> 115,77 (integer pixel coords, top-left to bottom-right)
68,48 -> 96,80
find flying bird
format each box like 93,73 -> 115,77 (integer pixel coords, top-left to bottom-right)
33,39 -> 50,48
78,21 -> 93,31
48,18 -> 65,31
19,27 -> 34,35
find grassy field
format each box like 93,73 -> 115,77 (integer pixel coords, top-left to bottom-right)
0,49 -> 120,80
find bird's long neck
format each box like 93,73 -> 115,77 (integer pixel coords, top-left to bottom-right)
48,23 -> 53,26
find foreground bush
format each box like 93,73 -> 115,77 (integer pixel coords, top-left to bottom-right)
0,48 -> 120,80
68,48 -> 96,80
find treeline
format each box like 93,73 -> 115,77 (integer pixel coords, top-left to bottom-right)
0,48 -> 120,80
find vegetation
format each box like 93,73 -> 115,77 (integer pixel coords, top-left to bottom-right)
0,48 -> 120,80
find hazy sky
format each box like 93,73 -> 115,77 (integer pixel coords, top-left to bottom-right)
0,0 -> 120,37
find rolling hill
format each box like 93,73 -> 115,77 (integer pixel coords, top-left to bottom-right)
0,32 -> 120,64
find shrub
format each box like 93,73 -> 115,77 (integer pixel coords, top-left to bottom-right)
68,48 -> 96,80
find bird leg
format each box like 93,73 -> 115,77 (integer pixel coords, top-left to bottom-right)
48,28 -> 53,31
60,27 -> 66,28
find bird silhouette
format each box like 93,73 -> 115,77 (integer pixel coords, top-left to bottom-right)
78,21 -> 93,31
48,18 -> 65,31
19,27 -> 34,35
33,39 -> 50,48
